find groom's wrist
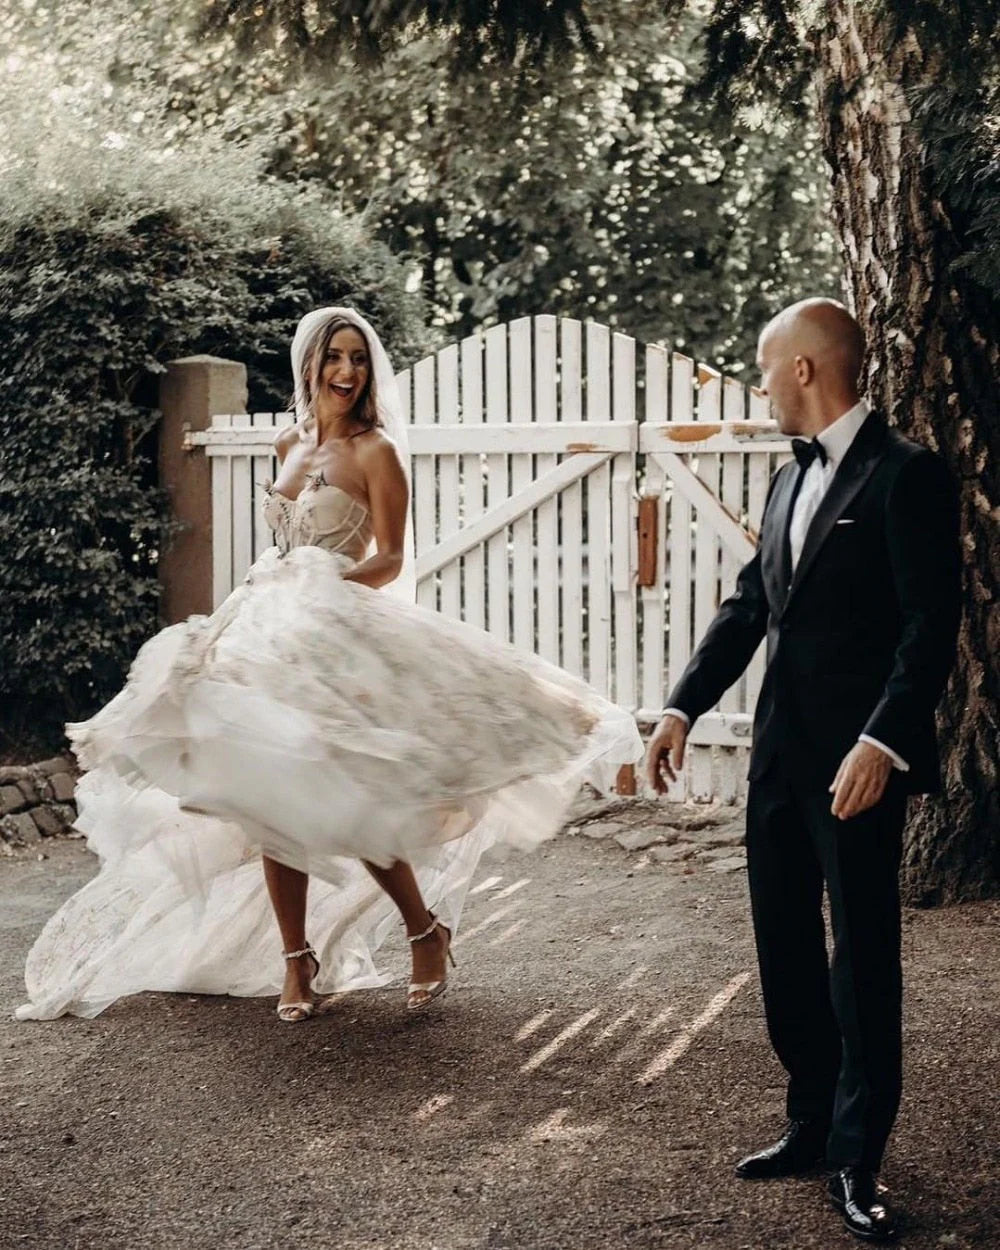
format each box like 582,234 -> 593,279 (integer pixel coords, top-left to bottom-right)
858,734 -> 909,772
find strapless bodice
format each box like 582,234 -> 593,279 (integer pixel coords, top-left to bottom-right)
262,473 -> 372,562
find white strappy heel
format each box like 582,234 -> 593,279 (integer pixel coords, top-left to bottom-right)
406,914 -> 456,1012
277,946 -> 320,1023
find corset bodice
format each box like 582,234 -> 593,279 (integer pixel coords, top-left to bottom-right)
262,473 -> 372,562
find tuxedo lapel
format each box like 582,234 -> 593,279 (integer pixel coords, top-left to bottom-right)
786,412 -> 888,606
761,463 -> 801,612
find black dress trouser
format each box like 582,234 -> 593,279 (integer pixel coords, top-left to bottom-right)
745,758 -> 907,1171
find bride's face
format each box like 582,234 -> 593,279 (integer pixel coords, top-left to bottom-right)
317,327 -> 371,417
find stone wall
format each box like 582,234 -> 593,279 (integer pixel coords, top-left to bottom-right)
0,756 -> 78,851
564,791 -> 747,874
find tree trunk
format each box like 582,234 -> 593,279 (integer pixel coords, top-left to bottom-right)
815,1 -> 1000,903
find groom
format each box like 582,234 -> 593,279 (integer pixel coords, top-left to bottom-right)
646,299 -> 961,1242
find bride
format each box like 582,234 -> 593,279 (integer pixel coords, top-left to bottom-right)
16,308 -> 642,1023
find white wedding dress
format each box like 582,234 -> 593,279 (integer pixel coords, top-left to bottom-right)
17,472 -> 642,1019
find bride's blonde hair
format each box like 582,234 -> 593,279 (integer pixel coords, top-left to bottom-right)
299,315 -> 382,432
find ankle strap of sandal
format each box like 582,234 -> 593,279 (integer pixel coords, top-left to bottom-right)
407,915 -> 439,945
283,946 -> 317,961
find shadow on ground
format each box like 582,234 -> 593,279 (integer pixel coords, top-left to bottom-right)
1,833 -> 997,1249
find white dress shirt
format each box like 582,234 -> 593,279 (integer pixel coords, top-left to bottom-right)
665,399 -> 909,772
788,400 -> 869,569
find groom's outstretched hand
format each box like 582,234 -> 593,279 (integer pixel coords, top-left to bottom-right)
646,714 -> 689,794
829,741 -> 894,820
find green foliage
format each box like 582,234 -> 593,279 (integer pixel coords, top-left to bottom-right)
187,0 -> 1000,316
688,0 -> 812,118
5,1 -> 839,371
681,1 -> 1000,112
681,0 -> 1000,310
200,0 -> 595,68
345,7 -> 835,367
197,0 -> 1000,89
160,2 -> 840,371
916,82 -> 1000,306
0,43 -> 427,757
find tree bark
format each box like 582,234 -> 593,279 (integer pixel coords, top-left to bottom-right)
815,2 -> 1000,903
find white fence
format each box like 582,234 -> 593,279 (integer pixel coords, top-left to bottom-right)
185,315 -> 791,801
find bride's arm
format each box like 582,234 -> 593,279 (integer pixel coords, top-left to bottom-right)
340,436 -> 409,589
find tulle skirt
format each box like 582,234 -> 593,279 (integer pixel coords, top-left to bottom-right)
17,546 -> 642,1019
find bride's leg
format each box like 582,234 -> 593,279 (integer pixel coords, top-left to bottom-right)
262,855 -> 317,1008
363,859 -> 451,989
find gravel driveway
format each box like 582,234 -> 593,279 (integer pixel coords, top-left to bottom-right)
2,807 -> 997,1250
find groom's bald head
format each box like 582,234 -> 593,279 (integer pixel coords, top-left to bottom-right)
762,299 -> 865,381
757,299 -> 865,435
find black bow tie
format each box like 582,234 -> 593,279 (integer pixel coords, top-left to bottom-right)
791,437 -> 828,470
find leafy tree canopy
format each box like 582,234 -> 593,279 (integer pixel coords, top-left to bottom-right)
258,3 -> 839,367
186,0 -> 1000,310
5,0 -> 840,372
200,0 -> 595,66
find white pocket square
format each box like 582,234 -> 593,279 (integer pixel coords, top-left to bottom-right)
835,518 -> 856,525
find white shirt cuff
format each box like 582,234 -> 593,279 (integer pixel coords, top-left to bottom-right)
663,707 -> 691,728
858,734 -> 910,772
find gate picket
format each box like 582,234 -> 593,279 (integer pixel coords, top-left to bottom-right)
718,377 -> 748,803
611,331 -> 637,711
510,317 -> 535,654
639,344 -> 669,715
560,319 -> 585,679
459,335 -> 486,630
485,325 -> 510,644
534,316 -> 560,667
413,354 -> 437,612
437,345 -> 462,621
667,353 -> 695,800
584,322 -> 612,694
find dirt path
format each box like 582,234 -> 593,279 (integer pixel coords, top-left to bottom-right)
1,818 -> 998,1250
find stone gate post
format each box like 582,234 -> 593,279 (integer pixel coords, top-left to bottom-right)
158,356 -> 247,624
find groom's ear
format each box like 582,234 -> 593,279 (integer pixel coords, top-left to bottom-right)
793,354 -> 815,386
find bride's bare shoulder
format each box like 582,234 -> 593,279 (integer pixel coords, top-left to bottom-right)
356,426 -> 403,465
355,428 -> 407,495
273,422 -> 301,464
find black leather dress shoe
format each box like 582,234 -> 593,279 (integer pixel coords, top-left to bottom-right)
828,1168 -> 899,1242
734,1119 -> 828,1179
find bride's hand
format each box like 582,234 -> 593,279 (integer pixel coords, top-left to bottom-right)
646,714 -> 688,794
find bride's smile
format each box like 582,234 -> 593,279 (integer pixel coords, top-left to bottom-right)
318,327 -> 370,419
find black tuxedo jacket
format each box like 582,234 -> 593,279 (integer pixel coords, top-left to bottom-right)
666,412 -> 961,794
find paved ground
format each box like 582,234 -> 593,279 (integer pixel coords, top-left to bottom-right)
1,807 -> 998,1250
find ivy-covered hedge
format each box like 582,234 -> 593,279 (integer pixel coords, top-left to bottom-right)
0,133 -> 429,760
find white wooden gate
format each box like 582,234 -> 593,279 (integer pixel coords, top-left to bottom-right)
184,315 -> 790,802
401,317 -> 639,712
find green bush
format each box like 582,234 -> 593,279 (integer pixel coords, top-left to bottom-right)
0,72 -> 429,760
